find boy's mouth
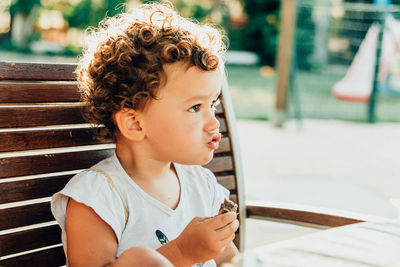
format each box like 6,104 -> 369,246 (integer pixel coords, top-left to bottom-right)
207,133 -> 221,150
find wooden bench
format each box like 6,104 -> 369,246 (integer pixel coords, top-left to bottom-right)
0,61 -> 368,266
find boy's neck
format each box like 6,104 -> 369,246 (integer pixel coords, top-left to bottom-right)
115,142 -> 173,181
115,141 -> 182,210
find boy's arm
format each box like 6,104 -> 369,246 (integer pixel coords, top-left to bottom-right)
214,242 -> 239,266
66,199 -> 238,266
66,198 -> 118,267
66,198 -> 172,267
157,212 -> 239,267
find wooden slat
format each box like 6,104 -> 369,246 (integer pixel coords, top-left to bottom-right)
0,174 -> 73,204
0,103 -> 224,131
215,103 -> 223,114
230,193 -> 241,249
229,194 -> 237,204
231,192 -> 240,248
0,202 -> 54,230
0,105 -> 84,128
233,234 -> 240,251
246,204 -> 364,228
204,156 -> 233,174
0,82 -> 80,103
0,245 -> 66,267
0,105 -> 217,129
0,61 -> 76,81
218,117 -> 227,133
214,137 -> 231,154
0,148 -> 114,178
0,128 -> 112,152
0,225 -> 62,256
216,175 -> 236,191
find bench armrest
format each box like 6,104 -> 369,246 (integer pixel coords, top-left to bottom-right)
246,200 -> 387,229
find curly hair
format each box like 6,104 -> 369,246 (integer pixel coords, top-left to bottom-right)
76,1 -> 226,141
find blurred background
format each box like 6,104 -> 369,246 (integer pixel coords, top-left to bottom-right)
1,0 -> 400,248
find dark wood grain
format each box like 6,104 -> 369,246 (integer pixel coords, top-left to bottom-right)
229,193 -> 239,249
214,137 -> 231,154
0,61 -> 76,81
0,202 -> 54,230
0,105 -> 84,128
0,224 -> 62,256
229,194 -> 237,204
246,204 -> 364,227
0,174 -> 73,204
216,175 -> 236,191
0,82 -> 80,103
203,155 -> 234,174
0,127 -> 112,152
0,245 -> 66,267
0,148 -> 114,178
0,107 -> 223,129
218,117 -> 227,133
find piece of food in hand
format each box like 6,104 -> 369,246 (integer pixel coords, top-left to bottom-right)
218,198 -> 238,215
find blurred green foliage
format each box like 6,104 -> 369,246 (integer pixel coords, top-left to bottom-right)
9,0 -> 40,16
239,0 -> 280,65
173,0 -> 213,22
294,3 -> 315,69
1,0 -> 282,66
62,0 -> 125,28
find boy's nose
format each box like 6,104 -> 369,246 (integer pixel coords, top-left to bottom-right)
205,112 -> 220,133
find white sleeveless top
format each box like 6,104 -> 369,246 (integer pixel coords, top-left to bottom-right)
51,153 -> 229,266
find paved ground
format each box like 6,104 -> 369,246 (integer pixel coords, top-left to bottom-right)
236,119 -> 400,249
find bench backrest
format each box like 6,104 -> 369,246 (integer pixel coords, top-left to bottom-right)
0,61 -> 245,266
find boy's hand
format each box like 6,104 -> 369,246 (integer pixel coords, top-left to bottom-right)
174,212 -> 239,265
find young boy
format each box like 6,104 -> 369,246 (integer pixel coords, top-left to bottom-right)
51,2 -> 239,267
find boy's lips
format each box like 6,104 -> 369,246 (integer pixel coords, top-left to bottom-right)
207,132 -> 221,150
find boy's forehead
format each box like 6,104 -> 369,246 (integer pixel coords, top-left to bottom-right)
163,61 -> 192,77
163,60 -> 224,78
160,62 -> 223,98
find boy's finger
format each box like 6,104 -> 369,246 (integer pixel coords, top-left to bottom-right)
207,212 -> 236,229
215,219 -> 239,239
194,216 -> 211,222
218,233 -> 236,248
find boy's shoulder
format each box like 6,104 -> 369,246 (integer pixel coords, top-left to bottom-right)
65,154 -> 116,188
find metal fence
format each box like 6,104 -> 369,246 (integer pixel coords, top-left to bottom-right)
288,0 -> 400,122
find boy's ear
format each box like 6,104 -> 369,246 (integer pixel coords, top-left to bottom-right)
113,109 -> 145,141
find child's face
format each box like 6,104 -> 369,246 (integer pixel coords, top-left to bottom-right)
142,62 -> 223,165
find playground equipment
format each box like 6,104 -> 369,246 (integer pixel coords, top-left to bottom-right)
332,0 -> 400,122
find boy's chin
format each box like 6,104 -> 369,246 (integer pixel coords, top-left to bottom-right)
198,153 -> 215,166
177,154 -> 214,166
200,157 -> 213,166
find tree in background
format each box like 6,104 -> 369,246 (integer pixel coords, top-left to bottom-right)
8,0 -> 41,50
62,0 -> 229,53
62,0 -> 225,31
236,0 -> 280,66
62,0 -> 125,29
0,0 -> 126,51
2,0 -> 277,63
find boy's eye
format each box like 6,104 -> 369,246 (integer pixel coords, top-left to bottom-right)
188,98 -> 220,113
188,104 -> 201,113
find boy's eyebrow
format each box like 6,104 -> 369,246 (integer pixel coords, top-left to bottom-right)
184,91 -> 221,103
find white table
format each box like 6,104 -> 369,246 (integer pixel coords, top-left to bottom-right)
235,220 -> 400,267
